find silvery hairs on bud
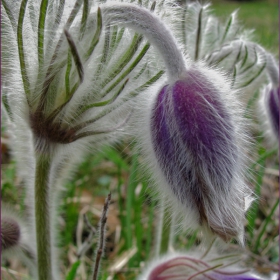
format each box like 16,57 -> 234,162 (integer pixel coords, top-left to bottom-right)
100,2 -> 255,242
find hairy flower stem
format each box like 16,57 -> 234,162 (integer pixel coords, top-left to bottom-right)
102,3 -> 187,80
35,153 -> 53,280
160,205 -> 172,255
156,197 -> 172,256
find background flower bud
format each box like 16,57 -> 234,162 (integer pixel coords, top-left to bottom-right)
138,252 -> 263,280
2,216 -> 21,250
266,87 -> 279,137
259,84 -> 279,143
1,205 -> 37,277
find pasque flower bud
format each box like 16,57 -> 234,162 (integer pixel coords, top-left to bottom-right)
102,3 -> 252,242
150,66 -> 250,241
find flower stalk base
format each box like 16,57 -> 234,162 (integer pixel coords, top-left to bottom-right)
35,153 -> 52,280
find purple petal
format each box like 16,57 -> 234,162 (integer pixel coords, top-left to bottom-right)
267,87 -> 279,138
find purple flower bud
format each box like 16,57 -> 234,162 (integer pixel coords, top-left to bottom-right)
266,87 -> 279,138
149,66 -> 251,241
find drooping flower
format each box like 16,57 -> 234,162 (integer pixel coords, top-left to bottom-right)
138,252 -> 263,280
149,65 -> 251,242
102,2 -> 253,242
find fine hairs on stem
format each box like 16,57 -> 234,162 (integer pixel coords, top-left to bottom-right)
92,192 -> 111,280
102,2 -> 187,81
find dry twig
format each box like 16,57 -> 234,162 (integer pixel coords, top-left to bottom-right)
92,192 -> 111,280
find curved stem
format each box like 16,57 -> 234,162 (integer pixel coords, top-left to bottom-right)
101,3 -> 187,80
35,153 -> 53,280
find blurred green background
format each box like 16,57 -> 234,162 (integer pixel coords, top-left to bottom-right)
1,0 -> 279,279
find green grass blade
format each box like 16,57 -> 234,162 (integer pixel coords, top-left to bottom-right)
247,158 -> 265,238
186,231 -> 198,249
134,182 -> 146,262
66,261 -> 81,280
117,166 -> 126,241
254,199 -> 279,253
244,90 -> 259,118
18,0 -> 31,101
125,153 -> 138,250
145,198 -> 156,256
103,146 -> 129,171
249,148 -> 277,171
